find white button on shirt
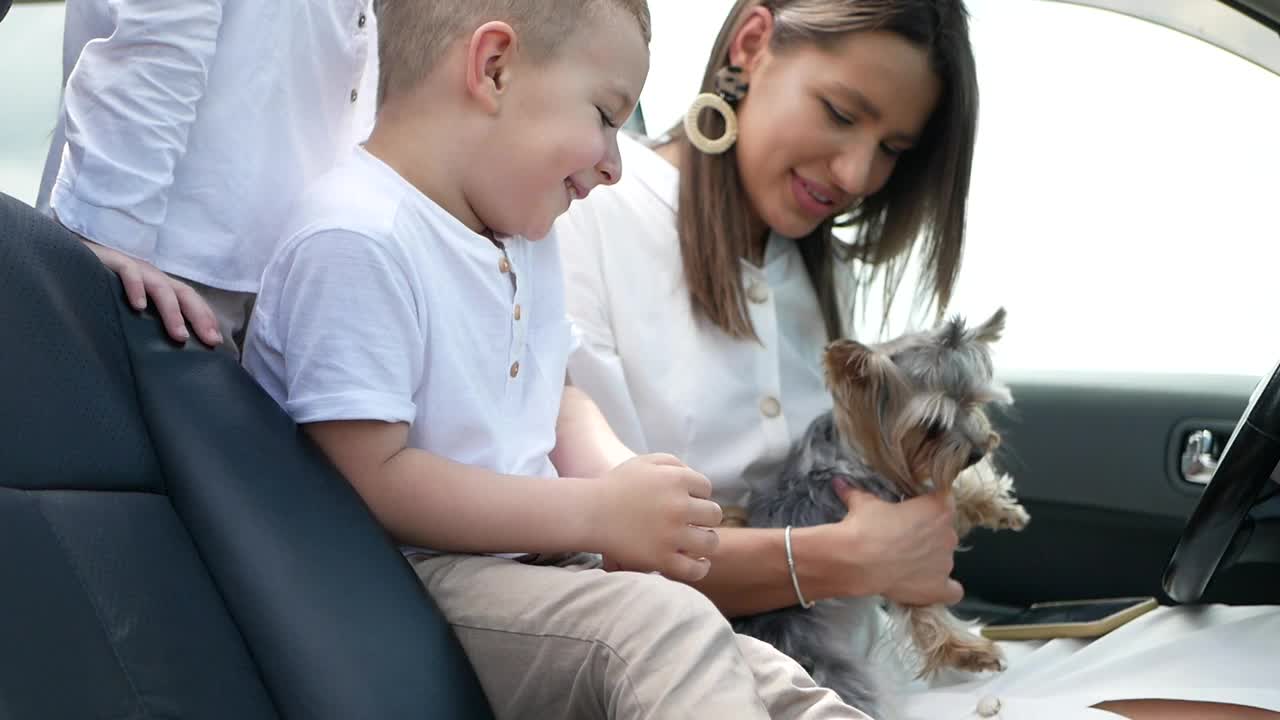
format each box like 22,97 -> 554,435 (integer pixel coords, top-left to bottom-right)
556,133 -> 833,509
37,0 -> 379,292
244,147 -> 573,496
976,695 -> 1003,717
760,396 -> 783,419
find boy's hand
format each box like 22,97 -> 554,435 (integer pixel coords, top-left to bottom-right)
590,454 -> 722,582
80,238 -> 223,346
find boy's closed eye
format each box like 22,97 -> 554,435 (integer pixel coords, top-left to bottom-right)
599,86 -> 637,130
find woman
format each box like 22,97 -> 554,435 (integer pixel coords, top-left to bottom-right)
556,1 -> 1280,718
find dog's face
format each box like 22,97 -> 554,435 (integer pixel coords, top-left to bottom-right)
823,308 -> 1012,496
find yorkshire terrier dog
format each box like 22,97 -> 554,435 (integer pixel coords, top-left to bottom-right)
733,309 -> 1029,717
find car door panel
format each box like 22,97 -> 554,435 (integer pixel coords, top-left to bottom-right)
956,373 -> 1280,612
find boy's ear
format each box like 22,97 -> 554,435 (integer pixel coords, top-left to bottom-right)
465,21 -> 519,113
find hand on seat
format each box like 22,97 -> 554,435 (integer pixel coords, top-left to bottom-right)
79,238 -> 223,347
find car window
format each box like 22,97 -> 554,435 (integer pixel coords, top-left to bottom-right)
642,0 -> 1280,377
639,1 -> 737,138
0,1 -> 65,206
948,0 -> 1280,376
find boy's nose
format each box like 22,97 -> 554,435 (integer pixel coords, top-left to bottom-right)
596,138 -> 623,186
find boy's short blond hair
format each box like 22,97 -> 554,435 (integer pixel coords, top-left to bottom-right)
375,0 -> 651,107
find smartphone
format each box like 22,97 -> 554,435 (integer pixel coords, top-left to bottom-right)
979,597 -> 1158,641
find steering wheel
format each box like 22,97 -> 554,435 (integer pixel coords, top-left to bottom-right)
1164,360 -> 1280,603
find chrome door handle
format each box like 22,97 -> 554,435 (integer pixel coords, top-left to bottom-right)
1180,429 -> 1221,485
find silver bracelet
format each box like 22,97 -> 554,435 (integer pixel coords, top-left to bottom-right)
784,525 -> 815,609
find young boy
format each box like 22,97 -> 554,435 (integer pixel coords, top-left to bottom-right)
242,2 -> 871,718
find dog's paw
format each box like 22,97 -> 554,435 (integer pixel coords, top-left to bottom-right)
919,632 -> 1006,677
998,502 -> 1031,531
947,641 -> 1006,674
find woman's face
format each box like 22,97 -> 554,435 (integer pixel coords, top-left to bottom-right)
731,16 -> 941,239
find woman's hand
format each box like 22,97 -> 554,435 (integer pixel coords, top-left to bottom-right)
829,485 -> 963,607
80,238 -> 223,346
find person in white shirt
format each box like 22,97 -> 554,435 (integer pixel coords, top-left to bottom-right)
557,1 -> 1280,719
243,1 -> 874,718
37,0 -> 378,350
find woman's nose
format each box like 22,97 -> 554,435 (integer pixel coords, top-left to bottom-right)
831,143 -> 877,198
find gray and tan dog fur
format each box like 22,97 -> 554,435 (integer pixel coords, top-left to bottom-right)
733,308 -> 1029,718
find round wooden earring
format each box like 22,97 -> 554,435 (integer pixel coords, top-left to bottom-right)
684,92 -> 739,155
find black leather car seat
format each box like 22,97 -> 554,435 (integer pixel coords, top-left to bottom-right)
0,192 -> 493,719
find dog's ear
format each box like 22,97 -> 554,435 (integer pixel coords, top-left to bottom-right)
824,339 -> 910,409
824,339 -> 910,399
823,339 -> 875,385
941,316 -> 967,349
824,339 -> 916,489
968,307 -> 1006,344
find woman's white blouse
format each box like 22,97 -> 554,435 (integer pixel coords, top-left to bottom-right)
556,133 -> 833,508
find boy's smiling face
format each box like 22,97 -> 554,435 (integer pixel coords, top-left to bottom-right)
467,6 -> 649,240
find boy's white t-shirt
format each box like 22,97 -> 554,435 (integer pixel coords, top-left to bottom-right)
244,147 -> 574,551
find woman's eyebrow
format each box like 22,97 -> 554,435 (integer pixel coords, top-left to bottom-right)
831,83 -> 920,145
836,84 -> 883,122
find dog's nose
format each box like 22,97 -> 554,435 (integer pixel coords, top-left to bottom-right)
966,447 -> 986,468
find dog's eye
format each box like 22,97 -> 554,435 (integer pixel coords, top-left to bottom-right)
924,421 -> 947,441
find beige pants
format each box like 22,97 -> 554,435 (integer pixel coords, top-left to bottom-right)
178,276 -> 255,355
412,554 -> 874,720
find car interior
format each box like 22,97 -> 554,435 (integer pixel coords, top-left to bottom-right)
1,0 -> 1278,717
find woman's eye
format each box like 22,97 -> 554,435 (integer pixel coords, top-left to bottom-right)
598,107 -> 617,129
822,99 -> 853,127
880,143 -> 905,158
